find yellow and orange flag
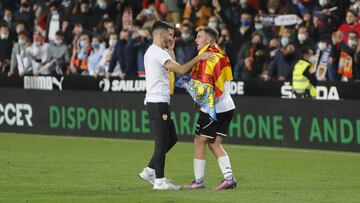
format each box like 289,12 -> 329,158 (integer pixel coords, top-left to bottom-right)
176,43 -> 233,120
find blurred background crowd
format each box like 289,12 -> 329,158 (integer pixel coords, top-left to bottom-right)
0,0 -> 360,81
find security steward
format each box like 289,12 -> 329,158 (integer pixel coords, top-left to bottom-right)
292,47 -> 317,98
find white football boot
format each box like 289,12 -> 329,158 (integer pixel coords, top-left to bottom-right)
138,167 -> 155,185
153,178 -> 181,190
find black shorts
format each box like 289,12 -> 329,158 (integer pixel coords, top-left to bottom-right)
195,110 -> 234,140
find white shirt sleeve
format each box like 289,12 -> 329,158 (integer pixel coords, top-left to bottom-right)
158,49 -> 172,67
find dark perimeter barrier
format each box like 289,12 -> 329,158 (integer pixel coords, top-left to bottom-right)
0,75 -> 359,152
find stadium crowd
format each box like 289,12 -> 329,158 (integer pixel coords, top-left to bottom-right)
0,0 -> 360,81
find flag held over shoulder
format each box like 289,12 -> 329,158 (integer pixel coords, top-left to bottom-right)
176,44 -> 233,120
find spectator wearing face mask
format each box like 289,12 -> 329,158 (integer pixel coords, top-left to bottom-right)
261,40 -> 296,81
233,12 -> 255,60
329,31 -> 344,82
293,25 -> 315,60
235,32 -> 268,80
310,36 -> 335,81
350,0 -> 360,22
9,31 -> 31,76
0,8 -> 15,35
70,22 -> 92,46
302,11 -> 316,38
92,0 -> 116,29
280,26 -> 294,47
98,33 -> 118,77
87,36 -> 106,76
175,24 -> 197,66
70,33 -> 91,74
314,0 -> 340,35
127,28 -> 152,77
292,47 -> 317,98
28,34 -> 50,76
99,18 -> 116,42
13,20 -> 28,41
107,30 -> 130,79
0,24 -> 13,73
72,0 -> 94,31
42,31 -> 70,75
338,31 -> 360,81
46,1 -> 65,43
217,27 -> 235,67
338,9 -> 360,43
212,0 -> 256,32
14,0 -> 35,31
207,16 -> 220,31
253,14 -> 273,45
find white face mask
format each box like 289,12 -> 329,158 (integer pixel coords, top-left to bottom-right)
109,39 -> 117,47
98,0 -> 107,10
355,2 -> 360,9
208,22 -> 218,30
18,39 -> 25,45
54,39 -> 62,45
181,33 -> 191,41
240,0 -> 247,5
34,41 -> 41,47
318,42 -> 327,50
106,28 -> 115,33
281,37 -> 289,46
4,16 -> 11,22
255,23 -> 263,30
16,27 -> 23,34
51,10 -> 58,15
297,33 -> 307,42
348,39 -> 358,48
0,33 -> 9,40
319,0 -> 328,7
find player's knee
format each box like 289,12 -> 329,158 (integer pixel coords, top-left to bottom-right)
208,142 -> 220,151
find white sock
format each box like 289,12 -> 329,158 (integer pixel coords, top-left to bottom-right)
217,155 -> 233,180
145,167 -> 155,175
194,159 -> 206,183
154,177 -> 166,185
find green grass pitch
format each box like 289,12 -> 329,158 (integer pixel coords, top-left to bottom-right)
1,132 -> 360,202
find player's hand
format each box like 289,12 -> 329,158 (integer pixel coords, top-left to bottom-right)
167,36 -> 176,50
198,52 -> 214,61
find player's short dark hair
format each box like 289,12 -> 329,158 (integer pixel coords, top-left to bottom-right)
151,21 -> 173,34
197,26 -> 219,40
